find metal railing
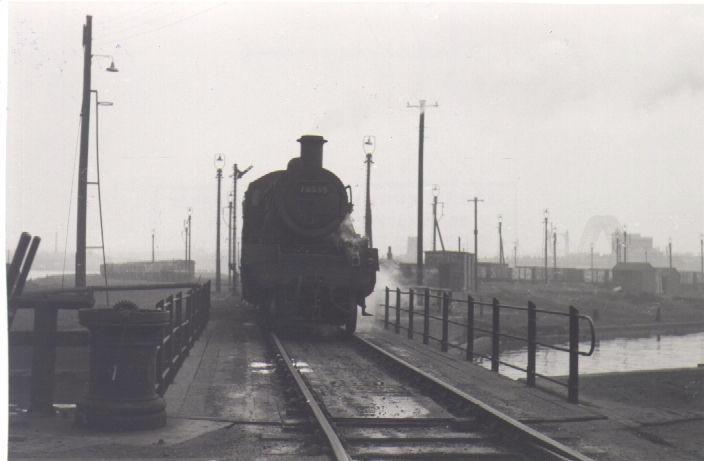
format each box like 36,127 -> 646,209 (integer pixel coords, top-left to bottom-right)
9,282 -> 211,411
154,281 -> 211,395
382,286 -> 596,403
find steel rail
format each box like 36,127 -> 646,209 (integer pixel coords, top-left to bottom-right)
269,333 -> 351,461
353,335 -> 594,461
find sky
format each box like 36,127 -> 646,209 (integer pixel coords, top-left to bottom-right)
6,2 -> 704,270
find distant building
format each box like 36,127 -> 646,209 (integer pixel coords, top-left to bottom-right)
612,262 -> 658,294
477,262 -> 511,281
612,262 -> 680,295
424,251 -> 475,291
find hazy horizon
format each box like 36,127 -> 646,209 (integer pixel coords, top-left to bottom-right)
7,3 -> 704,270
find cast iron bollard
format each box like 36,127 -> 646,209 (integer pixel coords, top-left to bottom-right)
77,301 -> 170,430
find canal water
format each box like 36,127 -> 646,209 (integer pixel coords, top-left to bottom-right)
481,331 -> 704,380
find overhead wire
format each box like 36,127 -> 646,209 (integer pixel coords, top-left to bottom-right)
94,2 -> 227,46
95,3 -> 197,45
96,2 -> 165,34
61,115 -> 82,289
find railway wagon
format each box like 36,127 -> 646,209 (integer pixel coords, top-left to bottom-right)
240,135 -> 378,333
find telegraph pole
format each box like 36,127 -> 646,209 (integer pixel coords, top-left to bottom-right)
543,210 -> 549,283
513,240 -> 518,267
75,15 -> 93,287
469,197 -> 484,292
407,99 -> 438,285
590,243 -> 594,281
151,230 -> 155,262
668,238 -> 673,270
498,216 -> 505,265
623,229 -> 628,263
228,199 -> 233,288
232,163 -> 252,292
552,226 -> 557,273
187,208 -> 192,262
363,136 -> 375,247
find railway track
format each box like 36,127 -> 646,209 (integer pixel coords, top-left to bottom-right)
269,331 -> 594,461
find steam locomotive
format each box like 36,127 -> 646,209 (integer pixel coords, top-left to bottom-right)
240,135 -> 379,334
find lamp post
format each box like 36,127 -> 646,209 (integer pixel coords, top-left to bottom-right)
231,164 -> 252,293
75,14 -> 119,287
468,196 -> 484,292
668,238 -> 673,270
152,229 -> 155,263
214,154 -> 225,292
363,135 -> 375,247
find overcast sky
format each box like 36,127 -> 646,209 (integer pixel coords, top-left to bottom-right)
6,2 -> 704,269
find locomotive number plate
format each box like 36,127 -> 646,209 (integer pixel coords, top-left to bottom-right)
299,182 -> 329,195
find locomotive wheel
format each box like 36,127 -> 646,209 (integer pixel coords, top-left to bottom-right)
342,304 -> 357,336
265,296 -> 282,332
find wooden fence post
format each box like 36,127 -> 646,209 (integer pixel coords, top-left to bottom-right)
30,304 -> 57,413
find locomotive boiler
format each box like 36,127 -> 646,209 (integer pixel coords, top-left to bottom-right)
240,135 -> 378,333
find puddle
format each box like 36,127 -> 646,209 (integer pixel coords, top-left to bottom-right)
359,395 -> 431,418
249,361 -> 275,375
293,361 -> 314,373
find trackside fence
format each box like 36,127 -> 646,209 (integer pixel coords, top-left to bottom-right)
154,281 -> 211,395
382,286 -> 596,403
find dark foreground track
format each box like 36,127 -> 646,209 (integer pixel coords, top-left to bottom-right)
269,331 -> 594,461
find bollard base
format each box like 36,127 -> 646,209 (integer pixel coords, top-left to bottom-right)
76,396 -> 166,431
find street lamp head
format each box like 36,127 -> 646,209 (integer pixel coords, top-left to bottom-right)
214,154 -> 225,171
432,184 -> 439,198
363,135 -> 375,155
544,209 -> 549,219
106,60 -> 119,72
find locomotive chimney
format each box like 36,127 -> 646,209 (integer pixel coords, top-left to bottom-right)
297,135 -> 327,169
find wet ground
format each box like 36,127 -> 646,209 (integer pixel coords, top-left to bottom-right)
283,337 -> 451,420
9,294 -> 704,460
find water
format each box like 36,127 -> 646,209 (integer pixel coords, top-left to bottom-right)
26,270 -> 99,280
484,331 -> 704,380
